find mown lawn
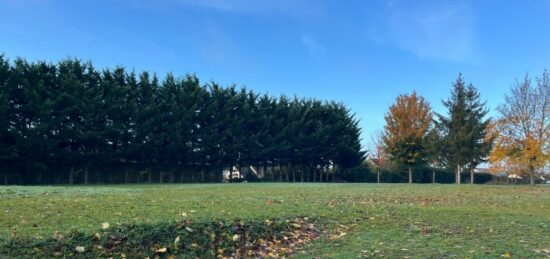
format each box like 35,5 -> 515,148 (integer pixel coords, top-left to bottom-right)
1,183 -> 549,258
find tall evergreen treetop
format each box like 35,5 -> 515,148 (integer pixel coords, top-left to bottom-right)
437,74 -> 491,184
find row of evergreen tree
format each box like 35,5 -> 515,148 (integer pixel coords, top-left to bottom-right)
0,55 -> 364,184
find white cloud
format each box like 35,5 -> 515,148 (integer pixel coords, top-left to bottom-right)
170,0 -> 326,18
371,1 -> 477,62
301,34 -> 325,57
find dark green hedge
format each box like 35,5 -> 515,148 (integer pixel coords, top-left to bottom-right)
339,165 -> 494,184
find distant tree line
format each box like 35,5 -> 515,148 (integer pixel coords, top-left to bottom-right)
376,72 -> 549,186
340,162 -> 494,184
378,75 -> 493,184
0,55 -> 364,185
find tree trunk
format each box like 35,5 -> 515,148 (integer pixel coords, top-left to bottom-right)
180,170 -> 185,183
84,167 -> 89,185
377,169 -> 380,184
284,166 -> 289,182
285,165 -> 289,182
470,168 -> 474,184
95,169 -> 100,184
237,164 -> 242,181
313,169 -> 317,183
262,164 -> 268,181
456,162 -> 461,185
292,167 -> 296,182
529,166 -> 535,187
124,168 -> 129,184
148,168 -> 153,183
69,167 -> 74,184
408,166 -> 412,184
251,164 -> 257,179
432,166 -> 435,184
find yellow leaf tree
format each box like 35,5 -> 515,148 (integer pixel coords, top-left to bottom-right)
383,91 -> 433,183
489,71 -> 550,186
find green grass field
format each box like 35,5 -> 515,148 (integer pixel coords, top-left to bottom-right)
1,183 -> 550,258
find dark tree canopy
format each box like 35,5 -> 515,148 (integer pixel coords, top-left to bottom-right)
437,74 -> 492,184
0,55 -> 365,184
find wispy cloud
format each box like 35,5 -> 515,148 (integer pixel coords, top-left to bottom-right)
169,0 -> 326,18
370,1 -> 477,62
301,34 -> 325,57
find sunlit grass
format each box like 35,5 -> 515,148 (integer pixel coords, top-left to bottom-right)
1,183 -> 549,257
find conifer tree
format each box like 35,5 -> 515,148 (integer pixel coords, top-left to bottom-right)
0,55 -> 367,184
437,75 -> 491,184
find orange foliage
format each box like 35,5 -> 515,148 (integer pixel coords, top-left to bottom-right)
383,91 -> 432,143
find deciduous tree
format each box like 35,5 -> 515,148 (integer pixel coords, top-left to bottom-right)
489,71 -> 550,186
383,91 -> 432,183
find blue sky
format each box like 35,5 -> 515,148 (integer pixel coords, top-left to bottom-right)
1,0 -> 550,150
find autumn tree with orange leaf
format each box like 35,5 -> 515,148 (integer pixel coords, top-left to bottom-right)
383,91 -> 433,183
489,71 -> 550,186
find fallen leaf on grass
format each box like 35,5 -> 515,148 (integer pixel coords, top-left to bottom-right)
329,232 -> 347,240
156,247 -> 167,253
422,227 -> 430,235
291,223 -> 301,228
102,222 -> 110,230
232,234 -> 240,241
173,236 -> 180,247
75,246 -> 85,253
52,231 -> 63,240
534,248 -> 550,254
